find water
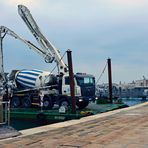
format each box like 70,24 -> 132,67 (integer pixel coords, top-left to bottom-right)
122,98 -> 147,106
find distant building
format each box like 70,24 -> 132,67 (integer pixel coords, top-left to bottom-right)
96,78 -> 148,98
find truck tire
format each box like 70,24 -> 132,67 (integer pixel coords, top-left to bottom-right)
11,96 -> 21,108
76,100 -> 89,110
43,96 -> 53,110
59,98 -> 70,108
22,96 -> 32,108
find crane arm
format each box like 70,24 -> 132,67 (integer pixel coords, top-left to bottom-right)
18,5 -> 68,74
0,26 -> 54,63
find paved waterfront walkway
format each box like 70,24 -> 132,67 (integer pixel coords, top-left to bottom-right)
0,125 -> 20,140
0,102 -> 148,148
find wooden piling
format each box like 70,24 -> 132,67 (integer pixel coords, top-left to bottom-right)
67,50 -> 76,113
107,58 -> 113,103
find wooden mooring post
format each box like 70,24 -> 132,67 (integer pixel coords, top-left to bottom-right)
67,50 -> 76,113
108,58 -> 113,103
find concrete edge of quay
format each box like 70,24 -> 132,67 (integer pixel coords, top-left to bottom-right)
1,101 -> 148,142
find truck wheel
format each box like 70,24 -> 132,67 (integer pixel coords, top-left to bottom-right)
22,96 -> 32,108
59,98 -> 70,108
76,100 -> 89,110
11,96 -> 20,108
43,96 -> 53,110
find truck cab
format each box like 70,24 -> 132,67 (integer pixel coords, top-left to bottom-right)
61,73 -> 95,109
75,73 -> 95,101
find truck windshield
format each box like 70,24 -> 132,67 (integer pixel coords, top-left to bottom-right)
76,77 -> 95,86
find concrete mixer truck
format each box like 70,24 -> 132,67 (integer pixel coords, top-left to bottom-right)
0,5 -> 96,110
9,68 -> 95,110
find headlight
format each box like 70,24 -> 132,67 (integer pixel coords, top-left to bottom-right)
79,99 -> 83,102
95,97 -> 99,100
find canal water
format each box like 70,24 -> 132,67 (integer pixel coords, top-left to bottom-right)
122,98 -> 147,106
10,98 -> 147,131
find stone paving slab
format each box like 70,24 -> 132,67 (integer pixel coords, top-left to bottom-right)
0,102 -> 148,148
0,125 -> 20,140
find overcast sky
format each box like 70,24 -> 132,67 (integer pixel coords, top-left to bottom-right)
0,0 -> 148,84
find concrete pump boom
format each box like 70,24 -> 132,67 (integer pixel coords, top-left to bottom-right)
0,26 -> 55,63
18,5 -> 68,74
0,25 -> 58,82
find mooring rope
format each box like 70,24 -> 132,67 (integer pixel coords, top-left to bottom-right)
96,61 -> 108,84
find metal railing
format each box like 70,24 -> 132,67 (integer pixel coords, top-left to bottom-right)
0,101 -> 10,126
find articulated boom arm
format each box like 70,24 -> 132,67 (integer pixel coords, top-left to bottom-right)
0,26 -> 54,63
18,5 -> 68,74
